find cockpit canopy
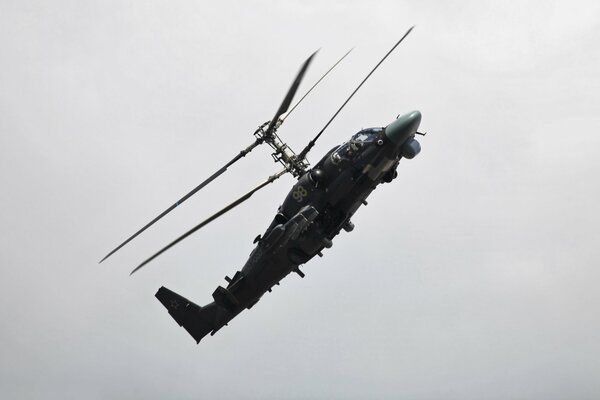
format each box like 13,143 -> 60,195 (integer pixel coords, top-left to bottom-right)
331,128 -> 383,164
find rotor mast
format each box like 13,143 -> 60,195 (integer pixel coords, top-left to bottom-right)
253,120 -> 310,177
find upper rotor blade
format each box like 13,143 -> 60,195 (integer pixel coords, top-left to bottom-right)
263,50 -> 318,138
281,48 -> 353,123
298,26 -> 415,160
99,139 -> 262,263
130,169 -> 287,275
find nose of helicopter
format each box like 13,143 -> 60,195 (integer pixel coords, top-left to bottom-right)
384,110 -> 422,145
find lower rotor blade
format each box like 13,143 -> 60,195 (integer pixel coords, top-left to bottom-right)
100,139 -> 262,263
130,169 -> 287,275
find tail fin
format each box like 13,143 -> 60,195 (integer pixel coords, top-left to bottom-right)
155,286 -> 220,343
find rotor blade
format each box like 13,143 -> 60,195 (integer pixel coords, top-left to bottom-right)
99,139 -> 262,263
130,169 -> 287,275
281,48 -> 354,123
298,26 -> 415,160
263,50 -> 318,138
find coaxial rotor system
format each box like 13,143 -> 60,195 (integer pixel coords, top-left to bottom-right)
100,26 -> 415,275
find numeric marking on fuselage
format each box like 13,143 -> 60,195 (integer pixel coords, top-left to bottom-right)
292,185 -> 308,202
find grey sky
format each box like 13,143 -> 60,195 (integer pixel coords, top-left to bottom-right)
1,1 -> 599,399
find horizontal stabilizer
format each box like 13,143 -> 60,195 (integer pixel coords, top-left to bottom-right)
155,286 -> 217,343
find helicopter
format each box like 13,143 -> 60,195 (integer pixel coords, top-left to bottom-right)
100,26 -> 425,343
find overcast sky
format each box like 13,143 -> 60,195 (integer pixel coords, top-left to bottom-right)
1,1 -> 600,399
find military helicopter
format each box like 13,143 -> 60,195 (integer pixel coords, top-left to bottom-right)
101,26 -> 425,343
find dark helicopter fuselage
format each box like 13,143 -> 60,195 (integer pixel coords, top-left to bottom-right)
155,110 -> 423,343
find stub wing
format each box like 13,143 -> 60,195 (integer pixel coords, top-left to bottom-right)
155,286 -> 218,343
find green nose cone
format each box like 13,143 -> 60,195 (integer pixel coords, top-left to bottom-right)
385,110 -> 422,145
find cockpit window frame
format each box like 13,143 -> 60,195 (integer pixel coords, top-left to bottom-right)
351,128 -> 383,144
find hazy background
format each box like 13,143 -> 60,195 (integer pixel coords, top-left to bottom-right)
1,1 -> 599,399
